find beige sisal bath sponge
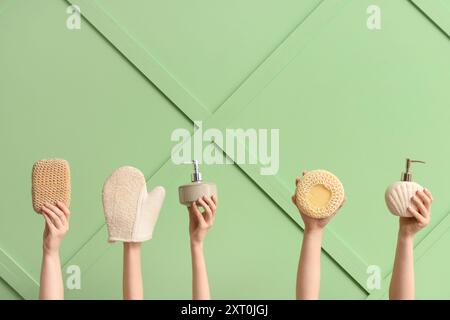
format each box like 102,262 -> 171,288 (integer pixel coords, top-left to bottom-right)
295,170 -> 344,219
32,159 -> 71,213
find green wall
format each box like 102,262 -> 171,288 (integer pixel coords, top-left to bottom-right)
0,0 -> 449,299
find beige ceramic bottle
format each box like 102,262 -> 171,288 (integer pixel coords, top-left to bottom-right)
178,160 -> 217,206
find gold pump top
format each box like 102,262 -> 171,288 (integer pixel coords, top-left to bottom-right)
402,158 -> 425,181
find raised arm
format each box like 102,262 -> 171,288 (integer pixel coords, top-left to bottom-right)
291,173 -> 345,300
295,224 -> 324,299
188,195 -> 217,300
39,202 -> 70,300
389,188 -> 432,300
118,185 -> 165,300
123,242 -> 143,300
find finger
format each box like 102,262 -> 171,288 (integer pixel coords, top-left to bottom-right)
188,203 -> 198,222
203,196 -> 216,214
198,198 -> 212,223
416,191 -> 431,209
56,201 -> 71,219
190,202 -> 205,224
338,197 -> 346,210
42,212 -> 56,231
411,196 -> 428,218
212,194 -> 218,206
41,205 -> 63,229
423,188 -> 433,202
198,198 -> 212,217
295,171 -> 307,185
291,195 -> 296,206
188,206 -> 195,220
42,205 -> 63,228
45,203 -> 66,226
188,202 -> 198,215
407,207 -> 427,224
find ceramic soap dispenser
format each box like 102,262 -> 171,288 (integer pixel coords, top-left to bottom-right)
385,158 -> 425,217
178,160 -> 217,206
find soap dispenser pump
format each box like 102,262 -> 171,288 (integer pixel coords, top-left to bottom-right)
178,160 -> 217,206
385,158 -> 425,217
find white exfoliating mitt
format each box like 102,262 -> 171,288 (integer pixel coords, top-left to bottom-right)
102,166 -> 165,243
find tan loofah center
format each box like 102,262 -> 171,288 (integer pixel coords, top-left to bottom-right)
295,170 -> 344,219
32,159 -> 71,213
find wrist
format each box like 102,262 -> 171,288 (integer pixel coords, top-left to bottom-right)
124,242 -> 141,251
304,226 -> 324,235
398,229 -> 415,242
43,247 -> 59,257
190,239 -> 204,250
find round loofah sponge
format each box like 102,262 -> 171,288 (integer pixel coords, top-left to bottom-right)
295,170 -> 344,219
32,159 -> 71,213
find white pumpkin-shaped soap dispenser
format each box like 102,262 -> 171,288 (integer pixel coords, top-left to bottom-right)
385,158 -> 425,217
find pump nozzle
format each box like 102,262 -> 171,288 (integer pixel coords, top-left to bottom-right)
186,160 -> 201,182
402,158 -> 425,181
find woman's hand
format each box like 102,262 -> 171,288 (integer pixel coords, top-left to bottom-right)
41,201 -> 70,254
188,195 -> 217,245
400,188 -> 433,238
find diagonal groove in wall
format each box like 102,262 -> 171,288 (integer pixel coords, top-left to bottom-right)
409,0 -> 450,38
64,0 -> 210,121
211,0 -> 326,110
0,247 -> 38,299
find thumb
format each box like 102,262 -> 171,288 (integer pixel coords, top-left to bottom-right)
147,186 -> 165,201
139,186 -> 166,240
146,186 -> 166,217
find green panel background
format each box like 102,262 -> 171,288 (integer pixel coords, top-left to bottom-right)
0,278 -> 21,300
0,0 -> 449,299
